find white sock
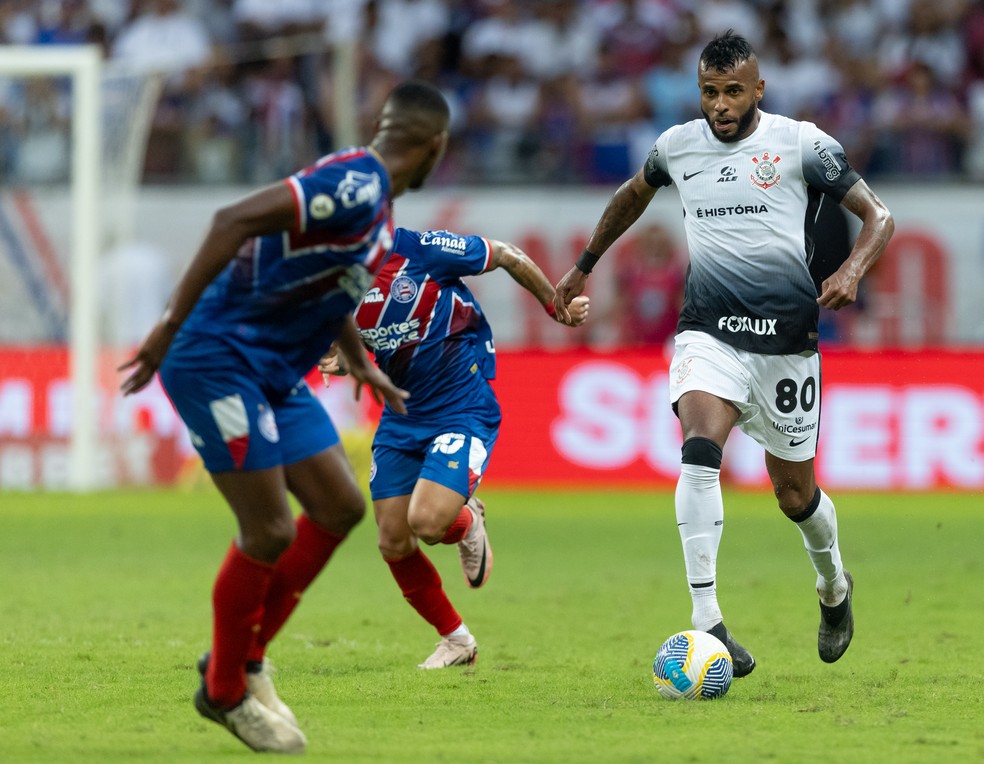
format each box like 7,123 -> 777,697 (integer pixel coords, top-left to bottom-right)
444,623 -> 470,639
794,489 -> 848,607
676,463 -> 724,630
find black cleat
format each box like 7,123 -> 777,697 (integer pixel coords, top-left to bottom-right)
818,570 -> 854,663
707,622 -> 756,678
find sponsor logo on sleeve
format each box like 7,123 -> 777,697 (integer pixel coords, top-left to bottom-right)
309,193 -> 335,219
813,140 -> 842,181
336,170 -> 382,208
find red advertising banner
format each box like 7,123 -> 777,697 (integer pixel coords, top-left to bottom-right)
487,348 -> 984,491
2,347 -> 984,490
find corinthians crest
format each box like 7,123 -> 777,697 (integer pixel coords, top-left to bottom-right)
750,152 -> 781,189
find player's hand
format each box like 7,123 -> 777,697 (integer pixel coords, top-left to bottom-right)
557,295 -> 590,327
347,357 -> 410,415
317,344 -> 348,387
117,320 -> 178,395
817,268 -> 860,311
553,266 -> 588,324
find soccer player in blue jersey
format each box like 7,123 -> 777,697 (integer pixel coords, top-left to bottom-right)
119,81 -> 450,753
321,227 -> 589,668
554,32 -> 894,676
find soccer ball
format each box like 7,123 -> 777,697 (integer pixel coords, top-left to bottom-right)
652,630 -> 734,700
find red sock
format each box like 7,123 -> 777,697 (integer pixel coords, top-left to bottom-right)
386,549 -> 462,636
206,543 -> 275,707
439,505 -> 473,544
247,514 -> 345,663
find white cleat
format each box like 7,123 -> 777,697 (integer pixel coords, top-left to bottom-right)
458,497 -> 493,588
417,632 -> 478,669
194,688 -> 307,754
247,658 -> 299,728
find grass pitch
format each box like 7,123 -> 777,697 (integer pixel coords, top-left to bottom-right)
1,488 -> 982,763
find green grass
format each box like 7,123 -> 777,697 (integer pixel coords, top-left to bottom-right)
1,488 -> 982,763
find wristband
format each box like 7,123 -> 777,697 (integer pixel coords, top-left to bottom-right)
545,301 -> 557,318
575,249 -> 600,274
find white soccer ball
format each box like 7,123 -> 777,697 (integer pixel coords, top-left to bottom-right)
652,629 -> 734,700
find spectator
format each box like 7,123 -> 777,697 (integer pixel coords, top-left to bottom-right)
460,0 -> 539,79
112,0 -> 213,79
523,0 -> 600,80
183,55 -> 249,183
878,2 -> 966,88
963,0 -> 984,177
595,0 -> 666,77
241,52 -> 311,182
571,41 -> 651,183
34,0 -> 92,45
0,0 -> 39,45
759,28 -> 840,121
822,0 -> 884,59
231,0 -> 325,42
370,0 -> 452,77
815,54 -> 882,175
11,77 -> 71,184
872,60 -> 969,177
465,52 -> 542,182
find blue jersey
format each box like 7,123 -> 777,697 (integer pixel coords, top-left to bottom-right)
355,228 -> 498,421
171,147 -> 393,392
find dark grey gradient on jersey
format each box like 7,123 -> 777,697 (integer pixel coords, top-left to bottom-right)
678,247 -> 820,354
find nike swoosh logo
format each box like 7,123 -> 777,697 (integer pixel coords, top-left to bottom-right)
682,170 -> 704,181
789,437 -> 810,447
468,545 -> 487,588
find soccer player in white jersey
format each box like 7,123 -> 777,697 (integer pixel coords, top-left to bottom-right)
553,31 -> 895,676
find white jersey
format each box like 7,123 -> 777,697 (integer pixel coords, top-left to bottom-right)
643,111 -> 861,355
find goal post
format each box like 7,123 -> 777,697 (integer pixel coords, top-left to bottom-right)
0,37 -> 358,491
0,45 -> 102,491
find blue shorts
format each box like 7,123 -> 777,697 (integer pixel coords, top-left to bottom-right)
369,412 -> 499,501
159,352 -> 338,473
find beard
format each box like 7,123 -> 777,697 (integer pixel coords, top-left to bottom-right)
703,102 -> 758,143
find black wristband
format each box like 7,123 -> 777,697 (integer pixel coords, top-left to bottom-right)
576,249 -> 600,274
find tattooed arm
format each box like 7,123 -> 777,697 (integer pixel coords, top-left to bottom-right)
553,170 -> 658,322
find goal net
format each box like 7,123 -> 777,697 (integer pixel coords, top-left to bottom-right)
0,46 -> 173,490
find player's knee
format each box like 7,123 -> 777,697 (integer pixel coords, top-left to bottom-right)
408,512 -> 444,545
241,515 -> 297,562
772,481 -> 818,517
334,488 -> 366,530
681,437 -> 723,470
377,534 -> 414,560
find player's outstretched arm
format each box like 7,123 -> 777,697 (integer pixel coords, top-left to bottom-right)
119,183 -> 299,395
819,179 -> 894,311
335,315 -> 409,414
487,240 -> 589,327
553,169 -> 657,322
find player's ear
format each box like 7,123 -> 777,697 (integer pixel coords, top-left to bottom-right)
756,79 -> 765,103
431,129 -> 449,156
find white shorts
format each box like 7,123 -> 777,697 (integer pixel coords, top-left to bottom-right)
668,330 -> 821,462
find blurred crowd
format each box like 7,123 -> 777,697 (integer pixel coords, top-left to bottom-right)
2,0 -> 983,186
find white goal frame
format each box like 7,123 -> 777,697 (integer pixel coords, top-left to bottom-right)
0,46 -> 102,491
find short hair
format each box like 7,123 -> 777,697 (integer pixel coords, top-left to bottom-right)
699,30 -> 756,73
385,80 -> 450,122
